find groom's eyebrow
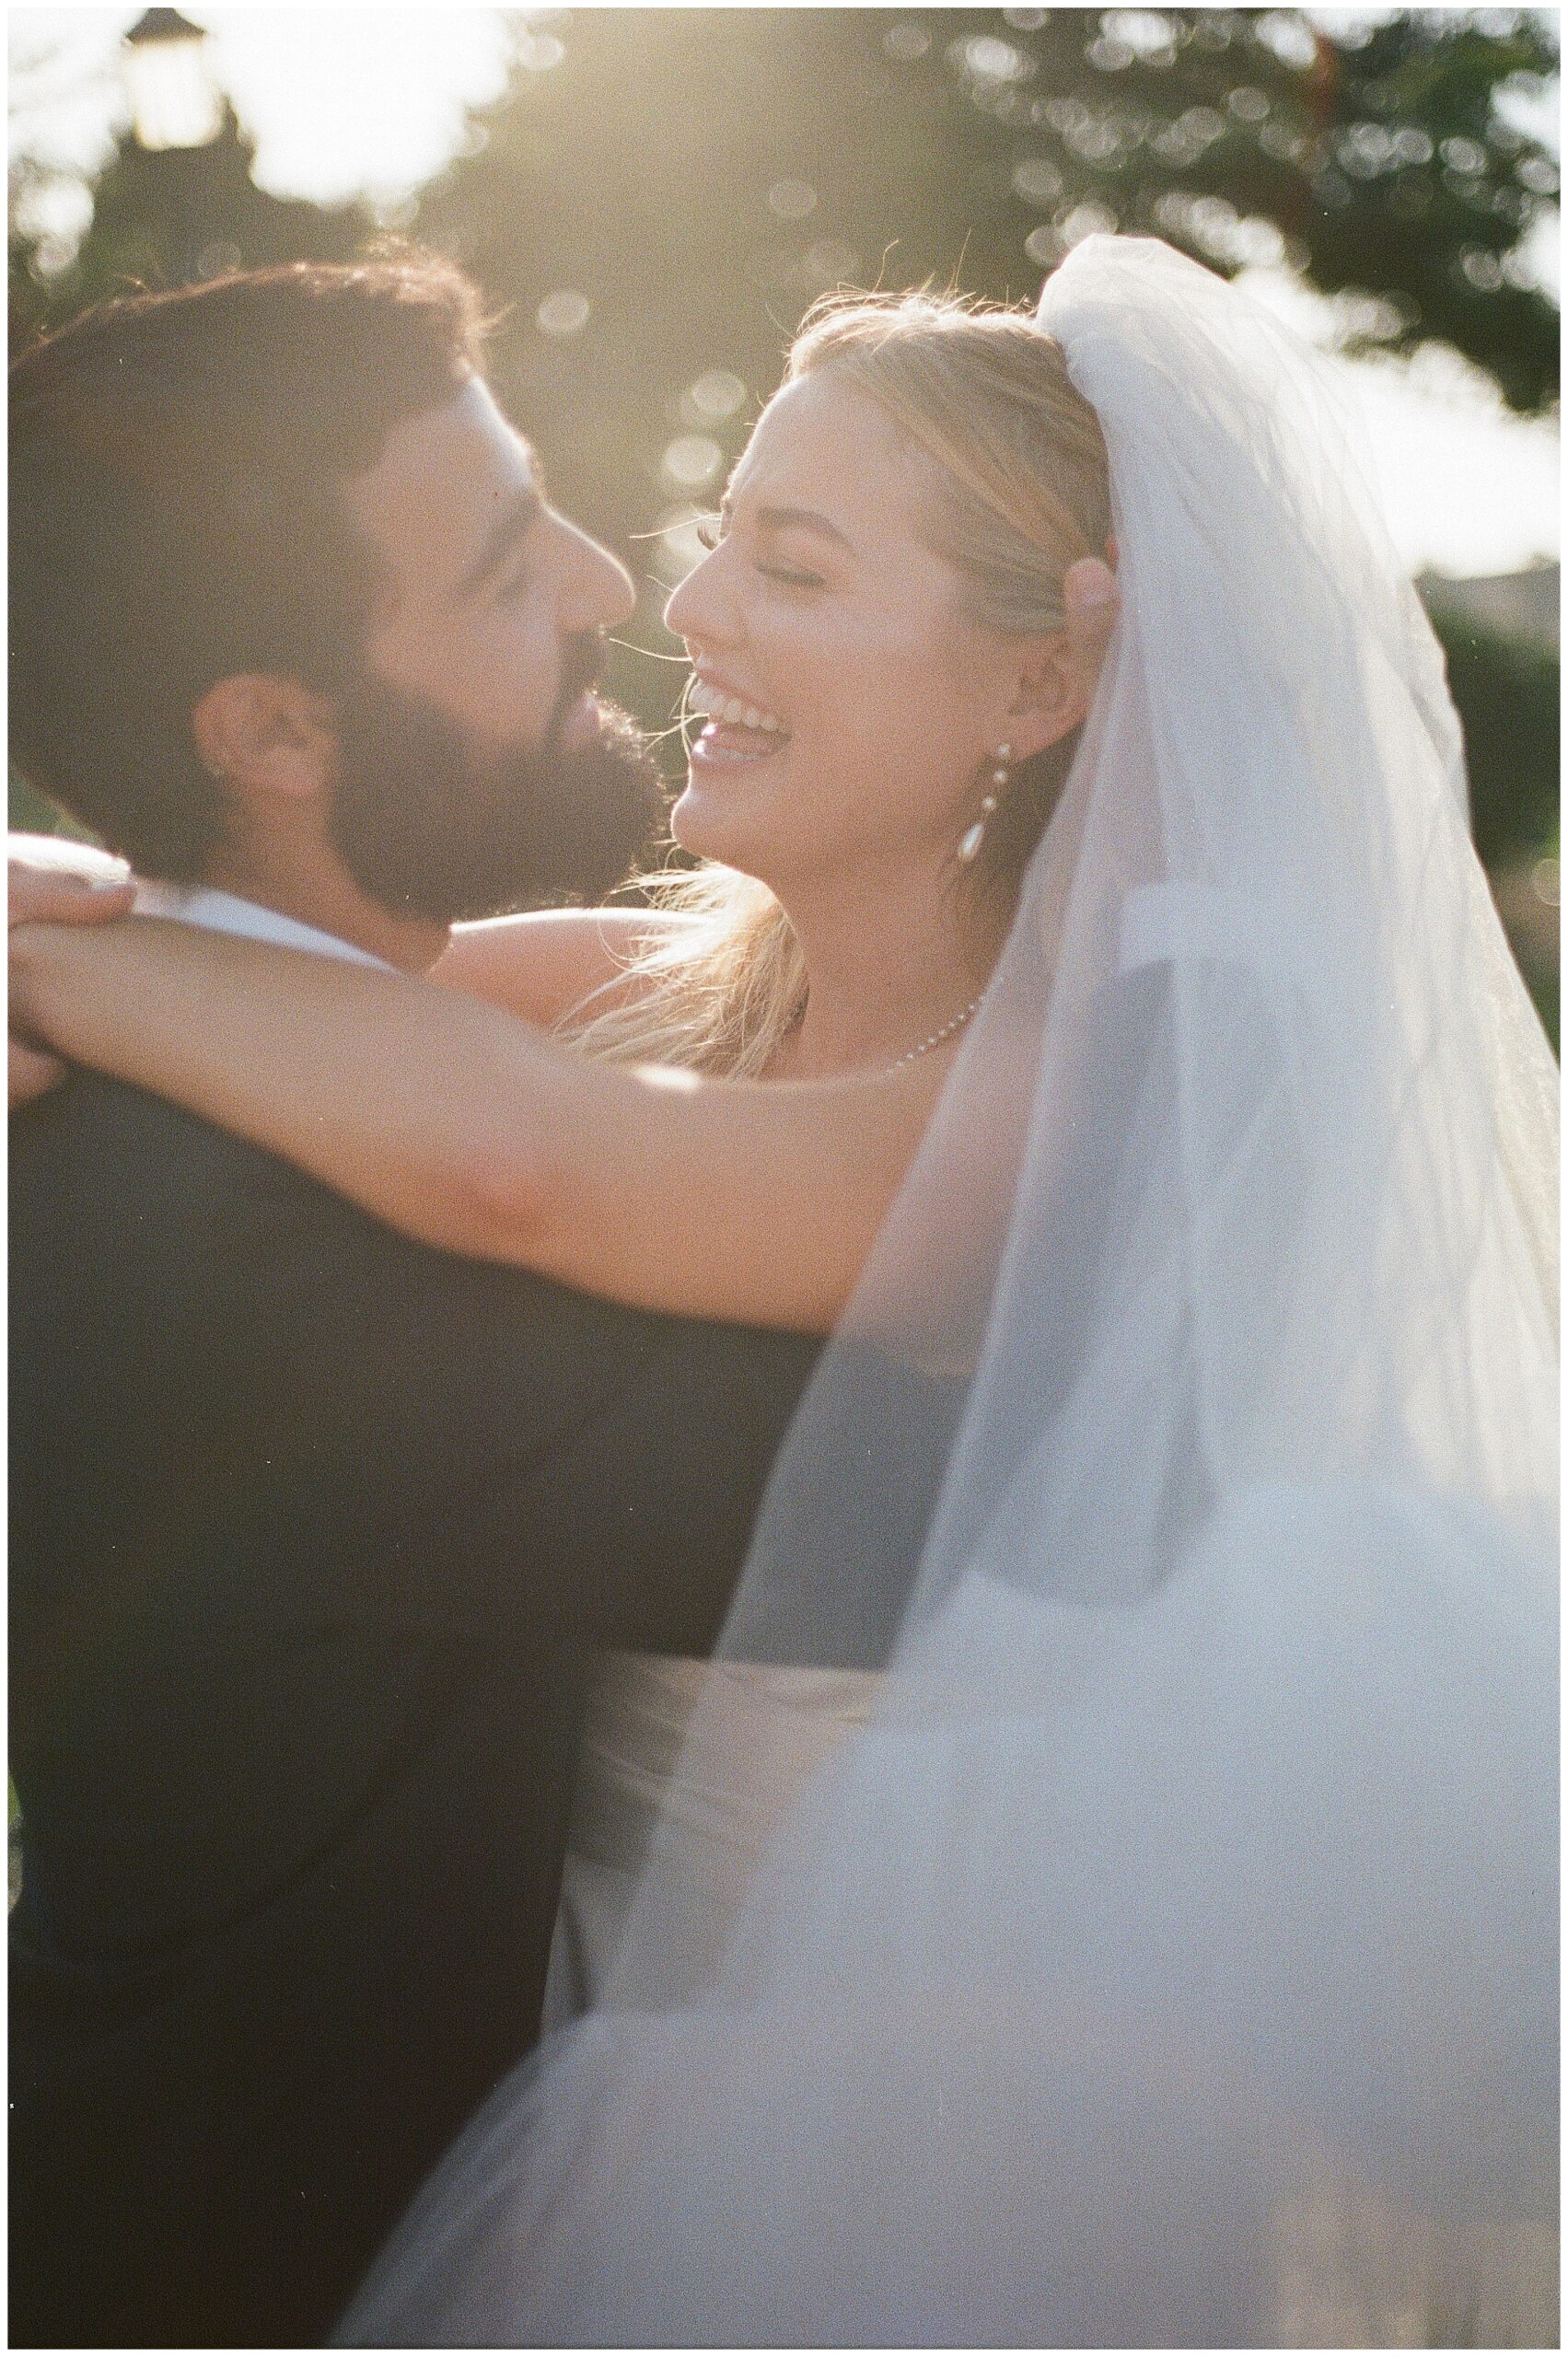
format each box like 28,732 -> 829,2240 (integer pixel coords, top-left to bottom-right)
452,482 -> 546,605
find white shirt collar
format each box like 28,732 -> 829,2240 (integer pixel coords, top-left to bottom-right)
133,883 -> 393,970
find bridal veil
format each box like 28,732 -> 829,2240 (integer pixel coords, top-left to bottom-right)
343,238 -> 1558,2346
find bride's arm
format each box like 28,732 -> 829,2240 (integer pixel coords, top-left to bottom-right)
8,835 -> 669,1059
9,917 -> 939,1332
8,836 -> 134,1104
432,906 -> 681,1028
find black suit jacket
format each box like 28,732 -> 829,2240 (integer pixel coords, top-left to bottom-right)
10,1073 -> 820,2348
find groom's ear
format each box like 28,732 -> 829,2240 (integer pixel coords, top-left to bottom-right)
190,674 -> 338,807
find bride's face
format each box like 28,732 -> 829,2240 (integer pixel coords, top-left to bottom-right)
664,372 -> 1022,895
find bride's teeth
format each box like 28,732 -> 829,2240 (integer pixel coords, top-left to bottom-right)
690,679 -> 788,736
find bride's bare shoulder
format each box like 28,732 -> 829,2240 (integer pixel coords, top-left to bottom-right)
432,905 -> 690,1030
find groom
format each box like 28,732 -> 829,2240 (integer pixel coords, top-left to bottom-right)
8,260 -> 823,2349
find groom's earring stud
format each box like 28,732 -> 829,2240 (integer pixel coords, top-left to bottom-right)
958,745 -> 1012,865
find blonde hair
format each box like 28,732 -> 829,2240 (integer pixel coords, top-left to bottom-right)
564,288 -> 1111,1076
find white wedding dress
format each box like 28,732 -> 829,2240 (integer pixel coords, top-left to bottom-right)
541,1653 -> 879,2026
542,1641 -> 1554,2343
531,1625 -> 1554,2347
342,239 -> 1557,2348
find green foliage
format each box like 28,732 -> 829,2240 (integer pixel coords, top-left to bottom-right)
395,6 -> 1557,564
1277,9 -> 1559,412
1417,598 -> 1560,1048
9,104 -> 371,354
9,772 -> 64,837
1426,608 -> 1560,867
10,12 -> 1557,535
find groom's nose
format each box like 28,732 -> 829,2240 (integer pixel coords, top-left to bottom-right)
550,514 -> 636,634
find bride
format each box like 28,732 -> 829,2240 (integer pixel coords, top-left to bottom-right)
10,238 -> 1557,2344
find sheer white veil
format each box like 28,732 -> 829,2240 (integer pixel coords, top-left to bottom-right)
343,238 -> 1557,2346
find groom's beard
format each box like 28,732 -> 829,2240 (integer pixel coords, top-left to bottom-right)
326,652 -> 664,926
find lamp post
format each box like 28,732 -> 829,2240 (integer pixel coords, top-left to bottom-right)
63,4 -> 367,316
122,8 -> 222,153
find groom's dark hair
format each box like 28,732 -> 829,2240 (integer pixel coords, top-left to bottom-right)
10,255 -> 488,879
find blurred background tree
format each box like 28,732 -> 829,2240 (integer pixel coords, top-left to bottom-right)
10,12 -> 369,346
410,7 -> 1558,552
8,7 -> 1560,1034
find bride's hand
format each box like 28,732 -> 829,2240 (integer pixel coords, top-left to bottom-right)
9,836 -> 135,1108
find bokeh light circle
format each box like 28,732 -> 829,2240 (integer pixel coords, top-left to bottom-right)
537,289 -> 590,337
1012,157 -> 1063,205
768,179 -> 818,221
689,369 -> 747,420
662,435 -> 724,490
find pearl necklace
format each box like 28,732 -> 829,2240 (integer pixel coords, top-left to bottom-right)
885,993 -> 985,1072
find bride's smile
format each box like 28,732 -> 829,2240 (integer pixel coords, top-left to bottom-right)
685,671 -> 790,752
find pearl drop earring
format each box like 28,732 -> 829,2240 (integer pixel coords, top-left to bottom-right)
958,744 -> 1012,865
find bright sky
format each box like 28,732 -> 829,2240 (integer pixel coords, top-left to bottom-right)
9,5 -> 1560,579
